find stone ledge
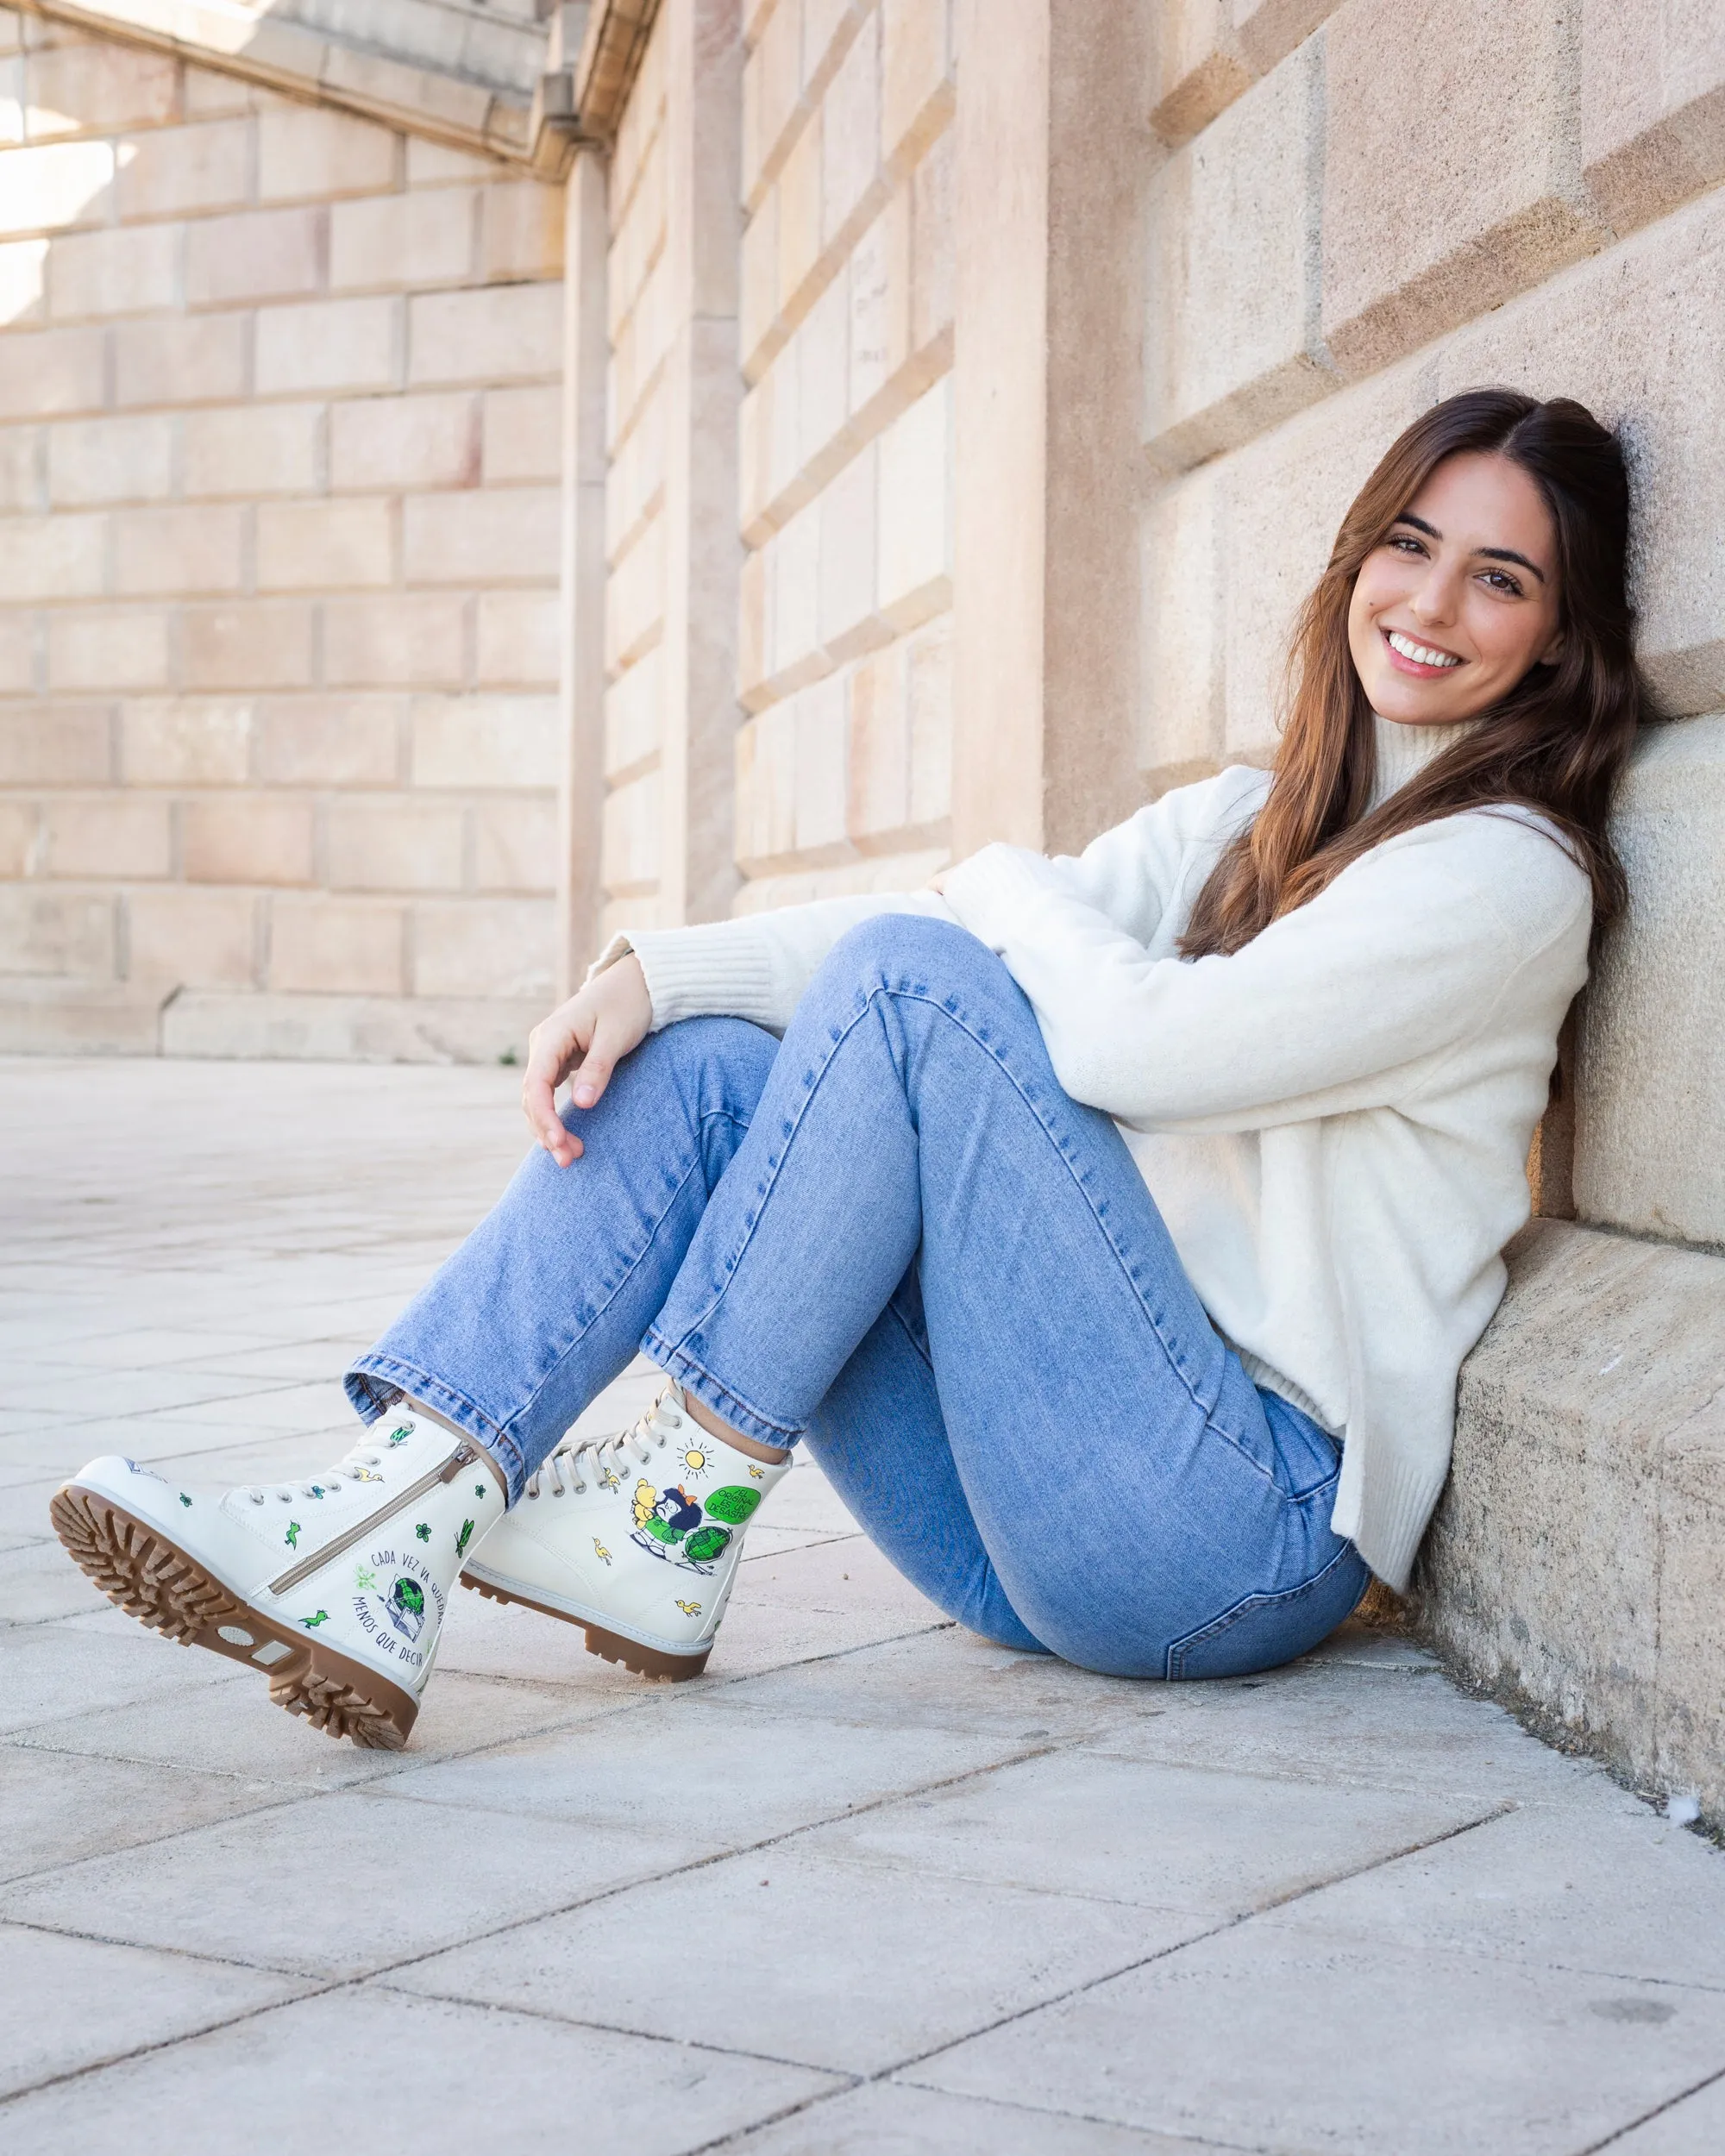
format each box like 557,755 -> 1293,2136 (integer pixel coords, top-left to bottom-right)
1417,1218 -> 1725,1827
24,0 -> 543,162
0,975 -> 172,1053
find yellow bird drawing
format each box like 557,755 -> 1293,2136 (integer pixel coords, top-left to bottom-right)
674,1599 -> 702,1617
593,1538 -> 613,1566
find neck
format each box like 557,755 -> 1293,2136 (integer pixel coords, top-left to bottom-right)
1367,711 -> 1482,812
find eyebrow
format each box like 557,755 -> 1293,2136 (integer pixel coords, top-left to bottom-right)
1392,511 -> 1547,585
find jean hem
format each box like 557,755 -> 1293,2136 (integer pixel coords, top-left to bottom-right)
640,1330 -> 805,1448
345,1354 -> 527,1504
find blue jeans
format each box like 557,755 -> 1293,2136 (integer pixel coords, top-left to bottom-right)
348,917 -> 1368,1679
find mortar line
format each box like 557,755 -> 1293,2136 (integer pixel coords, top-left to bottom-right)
1578,2060 -> 1725,2153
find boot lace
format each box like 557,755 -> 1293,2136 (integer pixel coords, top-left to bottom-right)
242,1438 -> 395,1507
524,1395 -> 682,1499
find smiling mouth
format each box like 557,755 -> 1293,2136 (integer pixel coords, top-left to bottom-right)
1383,627 -> 1463,673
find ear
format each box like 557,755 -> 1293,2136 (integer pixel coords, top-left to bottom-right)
1538,630 -> 1564,667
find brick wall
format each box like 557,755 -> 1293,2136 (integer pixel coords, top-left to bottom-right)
731,0 -> 954,913
0,12 -> 565,1057
1141,0 -> 1725,1246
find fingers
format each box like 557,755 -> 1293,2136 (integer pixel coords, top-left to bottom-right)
520,1009 -> 584,1166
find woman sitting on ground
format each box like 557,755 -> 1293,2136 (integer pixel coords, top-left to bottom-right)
55,387 -> 1647,1750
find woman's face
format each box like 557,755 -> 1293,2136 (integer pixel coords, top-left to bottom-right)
1346,450 -> 1565,725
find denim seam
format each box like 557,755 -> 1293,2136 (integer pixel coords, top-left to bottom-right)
654,975 -> 1272,1479
642,1334 -> 803,1446
1164,1535 -> 1364,1678
347,1354 -> 524,1490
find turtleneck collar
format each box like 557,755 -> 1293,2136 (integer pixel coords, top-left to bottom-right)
1366,711 -> 1483,813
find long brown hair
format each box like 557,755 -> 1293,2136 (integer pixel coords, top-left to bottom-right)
1180,390 -> 1648,960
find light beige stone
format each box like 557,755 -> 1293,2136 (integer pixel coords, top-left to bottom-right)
181,58 -> 255,122
47,607 -> 171,692
113,505 -> 245,598
1151,0 -> 1251,147
255,296 -> 400,398
329,189 -> 476,292
1581,0 -> 1725,235
737,542 -> 768,700
181,602 -> 314,691
402,486 -> 561,584
0,883 -> 113,974
22,37 -> 178,141
1145,46 -> 1333,470
798,267 -> 850,480
739,183 -> 780,374
474,590 -> 560,687
183,793 -> 315,886
329,392 -> 480,492
792,669 -> 849,855
407,135 -> 503,187
776,106 -> 823,322
0,137 -> 116,235
410,896 -> 554,997
120,699 -> 253,787
1322,0 -> 1610,379
904,609 -> 951,829
1573,718 -> 1725,1246
0,235 -> 47,324
40,793 -> 171,880
127,886 -> 255,986
849,184 -> 911,419
267,894 -> 404,993
256,104 -> 398,204
3,701 -> 110,787
480,180 -> 565,281
881,0 -> 953,178
254,698 -> 402,788
876,373 -> 950,630
411,693 -> 559,789
181,404 -> 322,499
0,603 -> 33,689
255,498 -> 395,591
114,119 -> 248,222
0,419 -> 41,511
822,7 -> 881,248
323,595 -> 467,690
47,221 -> 179,321
909,122 -> 953,354
471,793 -> 557,892
481,385 -> 560,483
847,636 -> 907,844
0,323 -> 104,417
325,796 -> 465,892
0,509 -> 104,599
0,795 -> 35,875
114,313 -> 248,407
743,0 -> 805,204
817,441 -> 880,656
1230,0 -> 1345,78
1140,467 -> 1223,782
407,283 -> 562,386
185,206 -> 323,308
47,411 -> 173,507
767,498 -> 820,686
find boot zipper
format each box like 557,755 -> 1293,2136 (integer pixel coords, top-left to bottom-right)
268,1442 -> 480,1595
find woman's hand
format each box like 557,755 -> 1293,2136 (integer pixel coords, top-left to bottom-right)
520,953 -> 653,1166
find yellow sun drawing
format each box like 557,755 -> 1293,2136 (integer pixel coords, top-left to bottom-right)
675,1441 -> 712,1482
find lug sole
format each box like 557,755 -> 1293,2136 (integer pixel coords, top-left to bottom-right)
459,1570 -> 711,1682
50,1483 -> 419,1751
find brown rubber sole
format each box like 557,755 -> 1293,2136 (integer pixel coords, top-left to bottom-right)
51,1483 -> 419,1751
461,1570 -> 711,1682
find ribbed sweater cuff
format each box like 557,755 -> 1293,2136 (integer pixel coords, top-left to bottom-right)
588,924 -> 784,1031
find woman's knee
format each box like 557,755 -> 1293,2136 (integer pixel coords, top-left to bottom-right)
822,910 -> 1010,1002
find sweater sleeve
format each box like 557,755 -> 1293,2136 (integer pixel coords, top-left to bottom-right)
938,818 -> 1590,1131
589,889 -> 956,1034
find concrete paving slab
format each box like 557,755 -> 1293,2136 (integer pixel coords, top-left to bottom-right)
801,1748 -> 1500,1916
0,1785 -> 705,1979
390,1840 -> 1201,2076
0,1537 -> 113,1626
0,1986 -> 843,2156
911,1926 -> 1725,2156
1083,1658 -> 1627,1808
1256,1800 -> 1725,1989
725,2081 -> 1222,2153
0,1744 -> 292,1884
1607,2072 -> 1725,2153
0,1619 -> 249,1737
731,1531 -> 951,1622
0,1923 -> 310,2101
373,1695 -> 1033,1846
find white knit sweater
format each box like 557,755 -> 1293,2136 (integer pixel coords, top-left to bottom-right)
602,718 -> 1591,1589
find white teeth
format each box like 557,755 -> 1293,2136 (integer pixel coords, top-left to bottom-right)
1387,629 -> 1461,669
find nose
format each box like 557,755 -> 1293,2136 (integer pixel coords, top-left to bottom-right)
1410,558 -> 1464,629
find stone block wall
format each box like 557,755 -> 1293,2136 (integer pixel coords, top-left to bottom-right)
1139,0 -> 1725,1805
0,11 -> 566,1058
730,0 -> 954,915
